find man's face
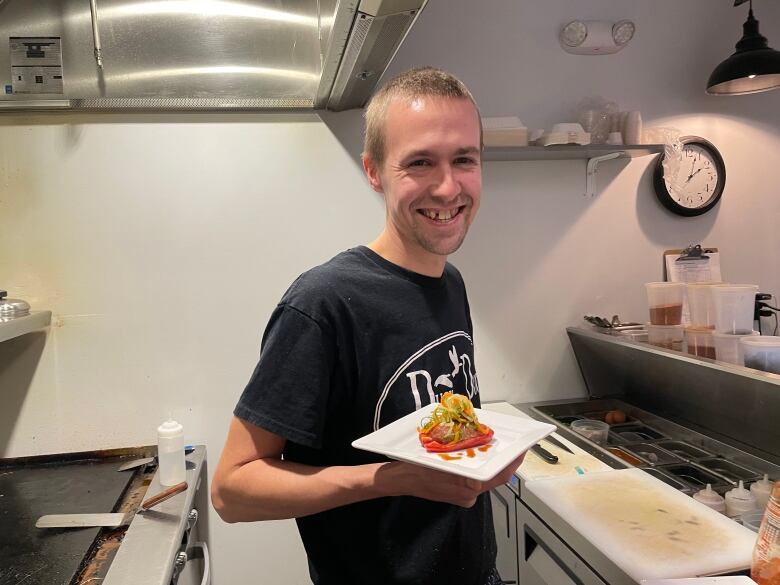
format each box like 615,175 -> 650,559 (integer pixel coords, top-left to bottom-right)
364,96 -> 482,259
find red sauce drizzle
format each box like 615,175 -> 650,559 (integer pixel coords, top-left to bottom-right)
477,444 -> 493,452
465,448 -> 476,458
438,453 -> 463,461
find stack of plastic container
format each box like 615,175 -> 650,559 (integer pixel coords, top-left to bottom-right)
683,282 -> 720,360
708,284 -> 761,365
645,282 -> 685,351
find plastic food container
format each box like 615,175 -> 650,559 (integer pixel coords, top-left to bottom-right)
712,284 -> 759,334
647,323 -> 683,351
740,336 -> 780,374
571,419 -> 609,446
712,330 -> 759,365
686,282 -> 723,329
741,510 -> 765,533
685,327 -> 716,359
482,117 -> 529,147
645,282 -> 685,325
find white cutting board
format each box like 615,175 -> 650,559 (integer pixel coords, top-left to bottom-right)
480,402 -> 612,479
525,468 -> 758,582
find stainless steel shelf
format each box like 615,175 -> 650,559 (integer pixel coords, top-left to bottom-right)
0,311 -> 52,343
482,144 -> 664,161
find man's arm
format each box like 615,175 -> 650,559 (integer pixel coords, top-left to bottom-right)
211,416 -> 525,523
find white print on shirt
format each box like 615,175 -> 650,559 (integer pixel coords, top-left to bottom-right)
373,331 -> 479,431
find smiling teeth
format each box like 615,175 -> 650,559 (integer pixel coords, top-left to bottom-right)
423,209 -> 454,220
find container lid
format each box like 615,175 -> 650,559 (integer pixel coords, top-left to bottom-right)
686,281 -> 725,289
646,322 -> 684,330
684,326 -> 714,339
0,290 -> 31,318
712,330 -> 759,339
693,483 -> 726,507
645,282 -> 685,289
158,419 -> 183,437
740,336 -> 780,348
711,284 -> 759,292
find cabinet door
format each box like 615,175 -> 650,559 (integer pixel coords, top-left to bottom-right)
516,499 -> 608,585
490,485 -> 519,584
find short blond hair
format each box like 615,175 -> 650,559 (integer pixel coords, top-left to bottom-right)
363,67 -> 482,167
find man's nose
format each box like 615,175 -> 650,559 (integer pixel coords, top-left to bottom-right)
431,164 -> 461,198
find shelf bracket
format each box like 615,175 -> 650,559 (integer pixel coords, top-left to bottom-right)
585,151 -> 625,197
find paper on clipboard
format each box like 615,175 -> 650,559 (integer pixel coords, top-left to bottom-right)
664,246 -> 721,283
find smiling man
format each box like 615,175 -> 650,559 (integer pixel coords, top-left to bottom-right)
212,67 -> 524,585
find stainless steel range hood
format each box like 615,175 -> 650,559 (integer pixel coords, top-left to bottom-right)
0,0 -> 426,112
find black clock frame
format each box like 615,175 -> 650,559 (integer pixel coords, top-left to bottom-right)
653,136 -> 726,217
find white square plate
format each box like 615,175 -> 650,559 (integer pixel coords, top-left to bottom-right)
352,403 -> 556,481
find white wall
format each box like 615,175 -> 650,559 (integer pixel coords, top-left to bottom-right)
1,1 -> 779,583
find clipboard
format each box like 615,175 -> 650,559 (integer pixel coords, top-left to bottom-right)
663,245 -> 721,283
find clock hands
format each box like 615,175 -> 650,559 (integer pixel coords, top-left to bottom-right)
685,168 -> 702,183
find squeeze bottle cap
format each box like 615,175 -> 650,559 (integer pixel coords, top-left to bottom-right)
158,418 -> 183,438
693,483 -> 726,511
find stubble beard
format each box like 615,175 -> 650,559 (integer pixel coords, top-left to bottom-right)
409,207 -> 471,257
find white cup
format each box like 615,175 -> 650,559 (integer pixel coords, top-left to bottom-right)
623,111 -> 643,145
686,282 -> 723,329
712,284 -> 759,334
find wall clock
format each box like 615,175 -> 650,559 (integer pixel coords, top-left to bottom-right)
653,136 -> 726,217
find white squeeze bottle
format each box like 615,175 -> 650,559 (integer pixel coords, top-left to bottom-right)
752,475 -> 774,511
157,418 -> 186,486
693,484 -> 726,514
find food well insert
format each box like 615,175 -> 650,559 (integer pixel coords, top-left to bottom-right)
532,398 -> 776,498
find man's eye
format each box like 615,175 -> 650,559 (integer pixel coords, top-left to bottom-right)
455,157 -> 478,165
408,159 -> 431,167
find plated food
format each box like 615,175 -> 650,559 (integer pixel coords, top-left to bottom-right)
417,392 -> 494,453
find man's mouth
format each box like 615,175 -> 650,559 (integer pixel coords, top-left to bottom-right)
418,206 -> 465,222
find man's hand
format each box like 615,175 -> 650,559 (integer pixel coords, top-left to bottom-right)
376,451 -> 526,508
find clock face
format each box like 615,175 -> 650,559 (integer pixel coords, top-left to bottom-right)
653,137 -> 726,217
665,144 -> 720,208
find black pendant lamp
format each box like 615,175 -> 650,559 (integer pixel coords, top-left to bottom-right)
706,0 -> 780,95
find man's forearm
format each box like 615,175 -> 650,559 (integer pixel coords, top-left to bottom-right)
212,458 -> 393,522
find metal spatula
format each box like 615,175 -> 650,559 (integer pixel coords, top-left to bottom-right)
36,512 -> 131,528
35,481 -> 188,528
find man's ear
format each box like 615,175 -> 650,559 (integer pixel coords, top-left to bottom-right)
362,154 -> 384,194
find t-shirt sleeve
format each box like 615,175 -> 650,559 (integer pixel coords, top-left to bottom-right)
234,303 -> 335,449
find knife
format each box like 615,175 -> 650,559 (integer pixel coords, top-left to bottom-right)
530,443 -> 559,464
542,435 -> 575,454
36,482 -> 188,528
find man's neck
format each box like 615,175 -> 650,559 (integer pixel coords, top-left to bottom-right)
367,232 -> 447,278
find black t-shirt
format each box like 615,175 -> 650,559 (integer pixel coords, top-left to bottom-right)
235,246 -> 496,585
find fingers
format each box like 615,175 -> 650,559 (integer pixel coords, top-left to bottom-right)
382,452 -> 527,508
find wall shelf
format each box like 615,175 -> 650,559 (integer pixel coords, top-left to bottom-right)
482,144 -> 663,162
0,311 -> 52,343
483,144 -> 664,197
